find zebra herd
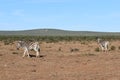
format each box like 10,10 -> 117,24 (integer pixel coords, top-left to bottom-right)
16,38 -> 110,58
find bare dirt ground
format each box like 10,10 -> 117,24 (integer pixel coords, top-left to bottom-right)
0,40 -> 120,80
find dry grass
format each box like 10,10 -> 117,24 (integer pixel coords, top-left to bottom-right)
0,41 -> 120,80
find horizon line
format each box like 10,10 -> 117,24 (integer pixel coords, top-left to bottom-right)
0,28 -> 120,33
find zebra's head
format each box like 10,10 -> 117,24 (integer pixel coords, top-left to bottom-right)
97,38 -> 102,43
16,41 -> 23,50
97,38 -> 103,43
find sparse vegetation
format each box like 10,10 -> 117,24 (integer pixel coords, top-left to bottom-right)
58,47 -> 62,51
95,47 -> 100,52
0,54 -> 3,56
118,46 -> 120,50
81,53 -> 96,56
70,48 -> 79,52
110,46 -> 116,51
81,41 -> 86,45
3,39 -> 14,45
3,40 -> 10,45
0,35 -> 120,43
31,69 -> 36,72
0,33 -> 120,80
12,52 -> 19,54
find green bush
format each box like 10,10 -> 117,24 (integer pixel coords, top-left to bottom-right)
0,35 -> 120,43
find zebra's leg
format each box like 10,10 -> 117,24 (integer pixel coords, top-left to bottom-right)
34,49 -> 40,57
105,46 -> 108,53
100,45 -> 104,52
26,49 -> 30,58
104,43 -> 109,53
32,46 -> 40,57
36,51 -> 40,57
23,49 -> 27,57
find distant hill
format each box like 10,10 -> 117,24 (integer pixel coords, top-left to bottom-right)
0,29 -> 120,36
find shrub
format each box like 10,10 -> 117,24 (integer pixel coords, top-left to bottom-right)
118,46 -> 120,50
3,40 -> 10,45
12,52 -> 19,54
70,48 -> 79,52
95,47 -> 100,52
0,54 -> 3,56
110,46 -> 116,51
3,39 -> 14,45
81,53 -> 96,56
81,41 -> 86,45
58,47 -> 62,51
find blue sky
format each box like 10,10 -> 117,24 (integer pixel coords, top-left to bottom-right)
0,0 -> 120,32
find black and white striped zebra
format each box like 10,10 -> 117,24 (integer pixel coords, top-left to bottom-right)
17,41 -> 40,57
97,38 -> 109,52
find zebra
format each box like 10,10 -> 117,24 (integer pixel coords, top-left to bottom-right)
97,38 -> 109,52
16,40 -> 40,58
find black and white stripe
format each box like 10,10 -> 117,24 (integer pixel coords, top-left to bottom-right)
17,41 -> 40,57
97,38 -> 109,52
